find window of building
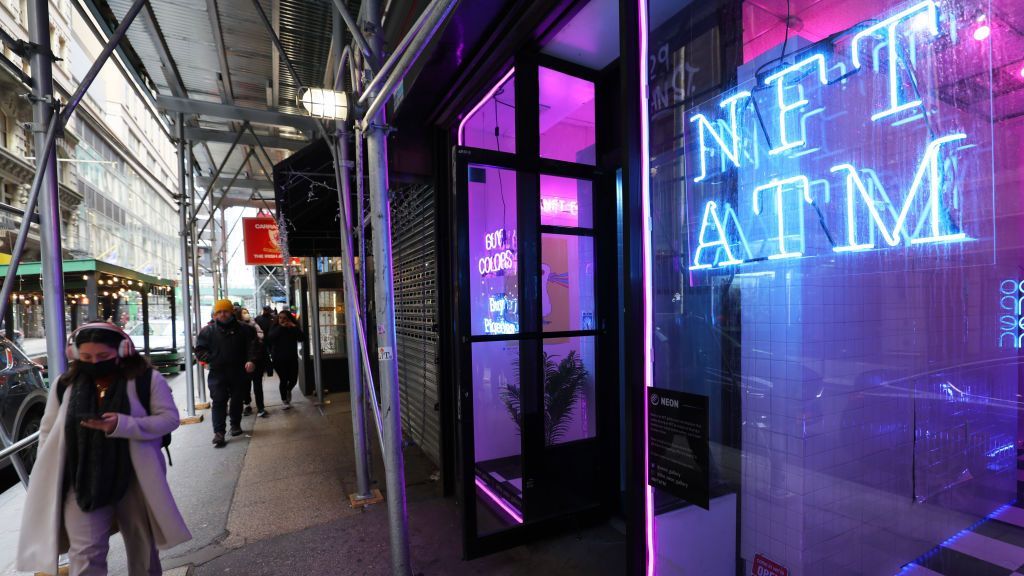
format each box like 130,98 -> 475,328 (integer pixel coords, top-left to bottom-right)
643,0 -> 1022,574
538,67 -> 595,165
458,69 -> 516,152
0,111 -> 8,149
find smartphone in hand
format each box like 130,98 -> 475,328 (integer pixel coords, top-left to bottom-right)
78,413 -> 102,421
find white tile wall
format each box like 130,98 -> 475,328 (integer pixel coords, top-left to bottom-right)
738,264 -> 1017,575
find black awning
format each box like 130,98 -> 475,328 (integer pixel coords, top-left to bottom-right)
273,137 -> 341,257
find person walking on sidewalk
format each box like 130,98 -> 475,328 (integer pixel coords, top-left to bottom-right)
255,306 -> 276,378
195,299 -> 259,446
266,309 -> 304,410
238,307 -> 268,417
16,322 -> 191,576
255,305 -> 276,335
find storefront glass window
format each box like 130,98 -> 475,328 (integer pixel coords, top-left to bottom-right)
468,165 -> 519,336
538,66 -> 596,165
540,175 -> 593,228
472,339 -> 525,532
644,0 -> 1021,574
542,335 -> 597,445
459,70 -> 516,153
541,234 -> 595,333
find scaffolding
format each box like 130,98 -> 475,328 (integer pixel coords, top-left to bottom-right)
0,0 -> 460,573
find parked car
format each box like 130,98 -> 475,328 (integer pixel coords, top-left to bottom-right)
0,335 -> 47,474
128,319 -> 185,353
0,325 -> 24,349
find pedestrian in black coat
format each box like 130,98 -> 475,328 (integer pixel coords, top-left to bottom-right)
266,310 -> 304,409
255,306 -> 276,377
194,299 -> 259,446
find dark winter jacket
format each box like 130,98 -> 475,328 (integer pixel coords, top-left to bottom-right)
266,324 -> 304,367
194,318 -> 259,374
254,313 -> 274,335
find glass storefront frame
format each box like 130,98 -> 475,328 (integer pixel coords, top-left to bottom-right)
632,0 -> 1024,574
449,50 -> 621,558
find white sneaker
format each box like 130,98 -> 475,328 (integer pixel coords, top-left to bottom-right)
282,402 -> 292,410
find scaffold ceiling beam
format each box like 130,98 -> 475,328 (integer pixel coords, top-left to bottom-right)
185,127 -> 309,151
196,177 -> 275,190
156,95 -> 320,133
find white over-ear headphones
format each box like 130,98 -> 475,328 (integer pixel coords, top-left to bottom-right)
66,321 -> 136,360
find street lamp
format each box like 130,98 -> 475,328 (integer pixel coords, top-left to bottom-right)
298,88 -> 350,120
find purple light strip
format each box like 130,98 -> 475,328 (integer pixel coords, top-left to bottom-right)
475,476 -> 525,524
638,1 -> 656,574
457,67 -> 517,146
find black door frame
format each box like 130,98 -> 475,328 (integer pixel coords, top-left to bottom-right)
450,51 -> 621,558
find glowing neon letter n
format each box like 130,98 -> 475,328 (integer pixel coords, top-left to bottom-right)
690,201 -> 743,270
689,91 -> 751,182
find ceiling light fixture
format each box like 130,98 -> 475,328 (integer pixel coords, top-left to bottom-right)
299,88 -> 350,121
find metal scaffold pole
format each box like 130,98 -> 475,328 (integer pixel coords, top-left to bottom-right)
188,146 -> 207,403
210,191 -> 221,299
307,257 -> 324,405
28,0 -> 67,378
220,208 -> 229,299
363,0 -> 411,573
337,136 -> 373,496
176,115 -> 196,418
331,7 -> 371,501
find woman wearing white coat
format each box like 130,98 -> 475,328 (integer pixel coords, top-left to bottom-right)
16,322 -> 191,575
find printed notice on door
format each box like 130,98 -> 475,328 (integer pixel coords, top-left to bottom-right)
646,387 -> 709,509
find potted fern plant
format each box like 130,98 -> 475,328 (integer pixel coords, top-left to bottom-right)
501,350 -> 589,444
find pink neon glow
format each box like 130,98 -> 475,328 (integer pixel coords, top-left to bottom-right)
638,1 -> 655,575
1020,66 -> 1024,78
475,476 -> 524,524
538,66 -> 597,165
458,67 -> 517,146
540,174 -> 587,227
973,24 -> 991,41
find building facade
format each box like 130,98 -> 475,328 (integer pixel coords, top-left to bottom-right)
374,0 -> 1024,573
0,0 -> 179,337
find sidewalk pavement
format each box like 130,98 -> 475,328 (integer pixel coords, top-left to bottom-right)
1,371 -> 625,575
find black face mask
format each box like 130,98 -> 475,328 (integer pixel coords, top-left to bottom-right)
79,357 -> 119,378
217,317 -> 237,328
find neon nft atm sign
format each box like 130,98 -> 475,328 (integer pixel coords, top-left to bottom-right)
683,0 -> 993,271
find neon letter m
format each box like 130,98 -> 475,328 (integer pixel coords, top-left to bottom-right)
830,133 -> 967,250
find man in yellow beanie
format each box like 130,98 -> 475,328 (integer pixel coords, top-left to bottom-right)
194,299 -> 259,446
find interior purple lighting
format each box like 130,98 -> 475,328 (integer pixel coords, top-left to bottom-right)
540,175 -> 593,228
458,68 -> 516,150
538,66 -> 597,165
475,476 -> 525,524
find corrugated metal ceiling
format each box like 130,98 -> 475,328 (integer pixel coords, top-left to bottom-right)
96,0 -> 358,202
277,0 -> 336,113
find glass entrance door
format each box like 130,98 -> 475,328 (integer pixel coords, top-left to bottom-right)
451,56 -> 612,557
454,148 -> 606,556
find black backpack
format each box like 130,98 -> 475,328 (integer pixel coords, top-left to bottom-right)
58,368 -> 173,465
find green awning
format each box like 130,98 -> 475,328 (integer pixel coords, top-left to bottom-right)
0,259 -> 176,288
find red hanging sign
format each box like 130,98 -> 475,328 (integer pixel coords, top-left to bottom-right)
752,554 -> 788,576
242,217 -> 287,266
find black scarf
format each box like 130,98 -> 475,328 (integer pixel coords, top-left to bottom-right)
63,371 -> 134,511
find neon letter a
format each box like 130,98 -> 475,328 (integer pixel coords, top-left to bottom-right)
691,201 -> 743,270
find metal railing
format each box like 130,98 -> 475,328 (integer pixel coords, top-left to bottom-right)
0,431 -> 40,463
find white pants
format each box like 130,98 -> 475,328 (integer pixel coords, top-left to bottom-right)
62,479 -> 161,576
